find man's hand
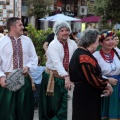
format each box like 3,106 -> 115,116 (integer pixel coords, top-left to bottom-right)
65,76 -> 74,90
108,77 -> 118,86
23,66 -> 29,73
0,76 -> 6,87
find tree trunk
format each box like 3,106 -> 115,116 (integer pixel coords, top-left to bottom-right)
35,16 -> 39,30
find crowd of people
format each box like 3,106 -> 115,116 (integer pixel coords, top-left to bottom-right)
0,17 -> 120,120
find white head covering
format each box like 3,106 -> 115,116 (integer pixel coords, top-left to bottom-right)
53,21 -> 71,35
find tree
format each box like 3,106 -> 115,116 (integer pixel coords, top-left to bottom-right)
26,24 -> 52,65
25,0 -> 53,29
94,0 -> 120,24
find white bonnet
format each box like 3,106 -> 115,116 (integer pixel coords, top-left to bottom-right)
53,21 -> 71,35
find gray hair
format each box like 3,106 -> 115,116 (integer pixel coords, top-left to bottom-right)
53,21 -> 71,35
78,29 -> 100,48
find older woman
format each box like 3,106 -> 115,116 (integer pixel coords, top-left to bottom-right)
93,29 -> 120,120
69,29 -> 113,120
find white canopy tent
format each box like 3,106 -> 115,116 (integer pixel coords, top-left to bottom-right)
39,14 -> 81,22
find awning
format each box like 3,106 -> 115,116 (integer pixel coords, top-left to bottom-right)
39,14 -> 81,22
82,16 -> 101,23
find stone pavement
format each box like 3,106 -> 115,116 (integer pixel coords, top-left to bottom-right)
34,109 -> 39,120
67,89 -> 73,120
33,89 -> 73,120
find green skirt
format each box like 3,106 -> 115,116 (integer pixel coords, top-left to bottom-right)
0,76 -> 34,120
101,75 -> 120,120
39,72 -> 68,120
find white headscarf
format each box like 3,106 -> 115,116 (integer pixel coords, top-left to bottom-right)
53,21 -> 71,35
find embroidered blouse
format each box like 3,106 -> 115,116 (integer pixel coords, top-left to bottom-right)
69,47 -> 108,89
46,38 -> 77,77
93,50 -> 120,76
0,35 -> 38,77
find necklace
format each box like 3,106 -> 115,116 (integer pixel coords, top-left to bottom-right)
100,49 -> 114,63
110,60 -> 116,71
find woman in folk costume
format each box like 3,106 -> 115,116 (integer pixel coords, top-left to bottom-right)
93,29 -> 120,120
113,34 -> 120,53
39,21 -> 77,120
0,17 -> 38,120
69,29 -> 113,120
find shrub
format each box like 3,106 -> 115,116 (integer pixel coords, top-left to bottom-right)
26,24 -> 53,65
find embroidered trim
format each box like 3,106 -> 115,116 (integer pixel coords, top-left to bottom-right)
99,31 -> 115,41
79,55 -> 96,67
100,49 -> 114,63
9,36 -> 23,69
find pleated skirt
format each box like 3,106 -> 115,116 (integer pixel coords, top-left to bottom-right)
0,76 -> 34,120
101,75 -> 120,120
72,82 -> 101,120
39,72 -> 68,120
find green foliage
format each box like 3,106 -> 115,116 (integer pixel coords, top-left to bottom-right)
86,1 -> 95,14
98,19 -> 112,30
94,0 -> 120,24
25,0 -> 53,29
94,0 -> 108,15
25,0 -> 52,18
26,24 -> 53,65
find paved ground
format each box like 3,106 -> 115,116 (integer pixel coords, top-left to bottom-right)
67,89 -> 73,120
34,109 -> 39,120
33,89 -> 73,120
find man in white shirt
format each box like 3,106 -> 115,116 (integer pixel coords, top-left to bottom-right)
39,21 -> 77,120
0,17 -> 38,120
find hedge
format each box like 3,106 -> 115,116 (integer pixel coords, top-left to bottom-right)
26,24 -> 52,65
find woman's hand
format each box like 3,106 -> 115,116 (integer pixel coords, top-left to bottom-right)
108,77 -> 118,86
65,76 -> 74,90
104,83 -> 113,96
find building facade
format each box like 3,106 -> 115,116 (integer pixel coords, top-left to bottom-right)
0,0 -> 21,26
0,0 -> 98,30
40,0 -> 82,31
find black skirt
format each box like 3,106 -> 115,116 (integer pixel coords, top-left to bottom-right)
72,82 -> 101,120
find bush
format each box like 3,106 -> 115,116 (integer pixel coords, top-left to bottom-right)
26,24 -> 53,65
